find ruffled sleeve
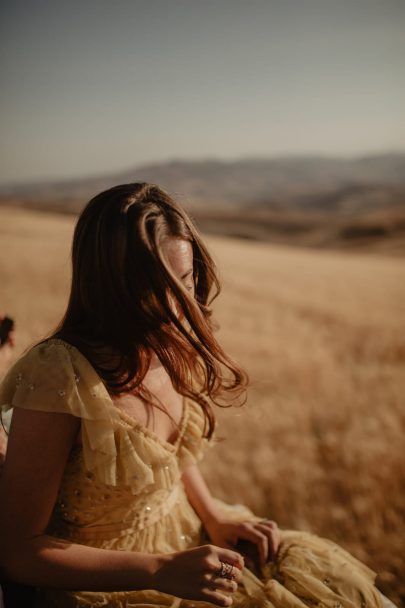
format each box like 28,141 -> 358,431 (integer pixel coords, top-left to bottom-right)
177,398 -> 217,472
0,339 -> 154,494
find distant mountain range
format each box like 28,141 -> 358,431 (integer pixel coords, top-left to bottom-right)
1,153 -> 404,215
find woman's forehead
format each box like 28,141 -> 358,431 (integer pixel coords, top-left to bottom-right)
160,238 -> 193,276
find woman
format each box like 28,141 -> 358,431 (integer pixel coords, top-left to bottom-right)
0,183 -> 394,607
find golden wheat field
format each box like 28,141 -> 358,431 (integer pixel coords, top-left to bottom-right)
0,206 -> 404,605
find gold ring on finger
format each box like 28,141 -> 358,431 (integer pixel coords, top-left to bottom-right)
218,560 -> 235,580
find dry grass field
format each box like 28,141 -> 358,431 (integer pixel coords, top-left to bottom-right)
0,206 -> 404,605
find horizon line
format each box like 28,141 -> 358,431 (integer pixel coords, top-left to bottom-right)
1,148 -> 405,190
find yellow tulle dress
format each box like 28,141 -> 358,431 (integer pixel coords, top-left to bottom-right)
0,339 -> 392,608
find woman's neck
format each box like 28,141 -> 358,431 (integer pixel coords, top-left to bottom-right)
148,350 -> 163,371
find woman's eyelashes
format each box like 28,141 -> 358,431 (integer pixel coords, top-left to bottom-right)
181,275 -> 194,293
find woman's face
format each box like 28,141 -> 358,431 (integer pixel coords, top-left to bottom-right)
160,238 -> 195,310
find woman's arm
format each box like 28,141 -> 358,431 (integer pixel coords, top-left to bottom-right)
0,408 -> 246,606
181,463 -> 223,525
0,407 -> 163,590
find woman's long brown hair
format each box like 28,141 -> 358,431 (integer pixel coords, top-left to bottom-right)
52,182 -> 248,439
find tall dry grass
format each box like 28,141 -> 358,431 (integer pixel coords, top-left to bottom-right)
0,206 -> 404,604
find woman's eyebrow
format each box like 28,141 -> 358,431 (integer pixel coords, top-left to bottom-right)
181,269 -> 193,280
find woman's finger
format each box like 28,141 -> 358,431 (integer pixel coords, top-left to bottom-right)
208,561 -> 242,584
253,522 -> 280,561
258,520 -> 281,552
259,519 -> 278,528
257,520 -> 280,544
235,523 -> 269,566
203,572 -> 238,593
215,547 -> 245,572
201,588 -> 234,607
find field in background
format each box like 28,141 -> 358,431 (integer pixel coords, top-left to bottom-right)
0,206 -> 404,604
192,205 -> 405,257
3,199 -> 405,258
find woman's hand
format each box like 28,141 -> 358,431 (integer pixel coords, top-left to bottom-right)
155,543 -> 244,607
203,516 -> 281,569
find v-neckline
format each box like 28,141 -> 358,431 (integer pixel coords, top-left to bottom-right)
110,397 -> 189,453
47,338 -> 189,453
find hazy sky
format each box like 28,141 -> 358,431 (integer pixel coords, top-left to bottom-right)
1,0 -> 404,185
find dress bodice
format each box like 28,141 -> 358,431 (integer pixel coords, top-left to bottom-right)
0,338 -> 216,545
